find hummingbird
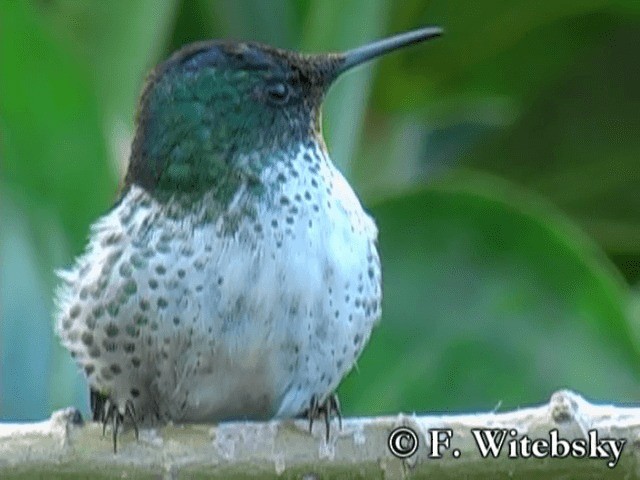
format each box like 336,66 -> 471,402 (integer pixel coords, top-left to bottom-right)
55,26 -> 442,451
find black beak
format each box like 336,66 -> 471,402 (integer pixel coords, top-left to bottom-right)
336,26 -> 443,77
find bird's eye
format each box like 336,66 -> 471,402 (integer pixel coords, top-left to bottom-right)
265,82 -> 290,105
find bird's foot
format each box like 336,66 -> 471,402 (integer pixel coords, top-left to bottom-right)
92,389 -> 138,453
306,393 -> 342,441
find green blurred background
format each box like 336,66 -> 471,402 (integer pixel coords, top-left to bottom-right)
1,0 -> 639,422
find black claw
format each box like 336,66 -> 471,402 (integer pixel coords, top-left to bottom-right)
90,387 -> 109,423
305,392 -> 343,441
323,407 -> 330,442
125,399 -> 139,441
331,394 -> 343,430
112,408 -> 120,453
97,395 -> 139,453
308,394 -> 319,433
102,399 -> 113,437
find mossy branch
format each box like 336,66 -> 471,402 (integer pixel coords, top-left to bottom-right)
1,390 -> 638,479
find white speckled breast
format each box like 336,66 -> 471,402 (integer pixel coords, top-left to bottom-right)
55,145 -> 381,424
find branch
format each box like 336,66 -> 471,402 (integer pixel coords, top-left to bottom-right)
1,390 -> 638,478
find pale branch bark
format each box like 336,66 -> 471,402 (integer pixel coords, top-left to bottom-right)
0,390 -> 639,479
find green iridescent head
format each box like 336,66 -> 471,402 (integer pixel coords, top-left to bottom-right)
124,27 -> 442,197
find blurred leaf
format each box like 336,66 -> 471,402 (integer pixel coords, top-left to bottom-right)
37,0 -> 179,175
339,172 -> 638,414
302,0 -> 389,176
351,5 -> 640,281
464,21 -> 640,279
379,2 -> 629,111
170,0 -> 223,52
0,1 -> 113,253
209,0 -> 298,47
0,193 -> 86,420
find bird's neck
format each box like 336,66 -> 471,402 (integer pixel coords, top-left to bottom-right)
126,138 -> 333,228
